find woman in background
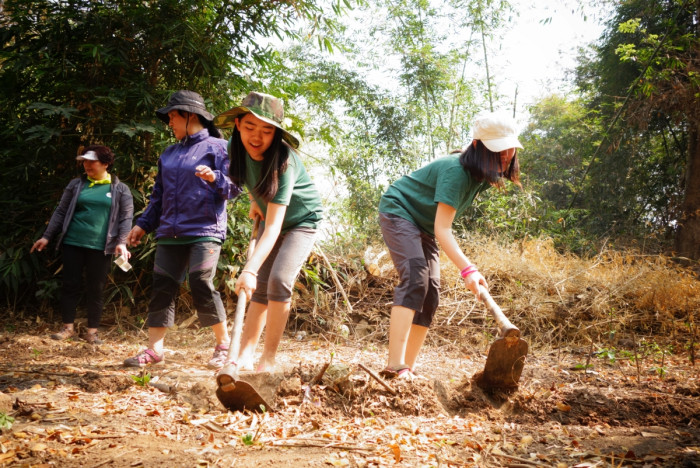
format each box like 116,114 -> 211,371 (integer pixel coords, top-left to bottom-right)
31,145 -> 133,344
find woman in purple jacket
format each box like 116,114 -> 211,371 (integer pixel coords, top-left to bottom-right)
124,90 -> 242,368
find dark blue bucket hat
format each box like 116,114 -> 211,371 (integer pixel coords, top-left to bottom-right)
156,90 -> 215,124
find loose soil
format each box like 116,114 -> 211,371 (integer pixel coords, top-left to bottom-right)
1,320 -> 698,468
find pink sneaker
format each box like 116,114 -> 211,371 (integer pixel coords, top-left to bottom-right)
207,344 -> 230,369
124,349 -> 163,367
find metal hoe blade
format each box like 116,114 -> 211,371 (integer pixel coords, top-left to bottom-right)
216,380 -> 270,413
475,336 -> 528,390
475,285 -> 529,391
215,217 -> 271,412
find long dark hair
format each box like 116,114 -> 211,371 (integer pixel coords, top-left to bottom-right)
198,115 -> 222,139
177,110 -> 222,139
228,118 -> 290,202
459,140 -> 521,189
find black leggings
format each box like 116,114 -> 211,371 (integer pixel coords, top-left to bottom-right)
60,244 -> 111,328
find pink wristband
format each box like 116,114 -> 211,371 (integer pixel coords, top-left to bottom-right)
460,266 -> 478,278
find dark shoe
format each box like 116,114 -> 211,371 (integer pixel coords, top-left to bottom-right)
85,332 -> 103,345
51,326 -> 76,341
124,349 -> 164,367
378,365 -> 412,379
207,344 -> 230,369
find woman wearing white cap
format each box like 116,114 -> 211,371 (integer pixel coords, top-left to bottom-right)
31,145 -> 134,344
377,111 -> 523,379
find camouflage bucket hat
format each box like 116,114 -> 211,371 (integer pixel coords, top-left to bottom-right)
214,91 -> 300,148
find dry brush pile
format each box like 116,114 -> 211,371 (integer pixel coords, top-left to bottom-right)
296,235 -> 699,361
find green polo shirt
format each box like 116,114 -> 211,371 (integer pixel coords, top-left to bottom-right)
63,182 -> 111,250
378,154 -> 489,236
245,149 -> 323,233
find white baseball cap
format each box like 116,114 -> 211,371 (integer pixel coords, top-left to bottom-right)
472,111 -> 523,153
76,150 -> 99,161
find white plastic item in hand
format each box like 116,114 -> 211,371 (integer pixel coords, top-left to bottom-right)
114,254 -> 132,272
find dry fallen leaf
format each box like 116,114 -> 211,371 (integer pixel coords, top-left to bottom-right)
30,443 -> 47,454
555,402 -> 571,412
390,443 -> 401,462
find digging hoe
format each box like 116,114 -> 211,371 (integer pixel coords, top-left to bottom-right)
474,285 -> 528,391
215,217 -> 270,412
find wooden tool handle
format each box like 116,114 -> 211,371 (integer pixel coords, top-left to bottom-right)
226,290 -> 247,364
225,216 -> 260,365
477,285 -> 520,338
358,363 -> 397,395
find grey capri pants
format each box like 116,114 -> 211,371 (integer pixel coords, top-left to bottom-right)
379,212 -> 440,328
251,226 -> 317,304
147,241 -> 226,328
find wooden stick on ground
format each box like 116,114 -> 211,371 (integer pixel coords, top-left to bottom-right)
358,363 -> 396,395
309,361 -> 330,387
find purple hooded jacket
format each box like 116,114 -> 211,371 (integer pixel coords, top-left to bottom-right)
136,129 -> 241,239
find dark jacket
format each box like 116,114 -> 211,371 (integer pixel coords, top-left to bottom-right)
42,174 -> 134,255
135,129 -> 241,240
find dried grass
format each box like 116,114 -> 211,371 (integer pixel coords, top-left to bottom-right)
296,235 -> 699,355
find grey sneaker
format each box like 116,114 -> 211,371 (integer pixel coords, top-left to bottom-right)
51,326 -> 76,341
124,349 -> 164,367
207,344 -> 230,369
85,332 -> 104,345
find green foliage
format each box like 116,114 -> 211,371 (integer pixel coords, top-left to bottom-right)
0,412 -> 15,430
513,91 -> 686,254
0,0 -> 344,310
0,246 -> 42,307
130,372 -> 151,387
219,197 -> 256,296
594,347 -> 618,363
572,0 -> 697,256
520,96 -> 599,209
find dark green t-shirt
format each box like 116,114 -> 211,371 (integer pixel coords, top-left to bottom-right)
157,236 -> 221,245
378,154 -> 489,236
245,149 -> 323,233
63,182 -> 111,250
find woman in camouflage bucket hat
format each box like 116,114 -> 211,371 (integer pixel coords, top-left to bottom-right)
214,92 -> 299,148
215,92 -> 323,372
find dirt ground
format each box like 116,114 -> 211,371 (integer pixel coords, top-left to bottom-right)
1,319 -> 699,468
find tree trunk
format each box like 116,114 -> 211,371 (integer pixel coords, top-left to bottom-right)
674,120 -> 700,262
673,0 -> 700,263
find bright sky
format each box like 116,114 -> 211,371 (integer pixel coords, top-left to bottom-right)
490,0 -> 610,118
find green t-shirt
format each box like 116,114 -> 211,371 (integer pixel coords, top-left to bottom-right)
63,182 -> 111,250
245,149 -> 323,233
157,236 -> 221,245
378,154 -> 489,236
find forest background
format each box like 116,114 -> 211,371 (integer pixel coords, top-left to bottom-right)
1,0 -> 699,339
